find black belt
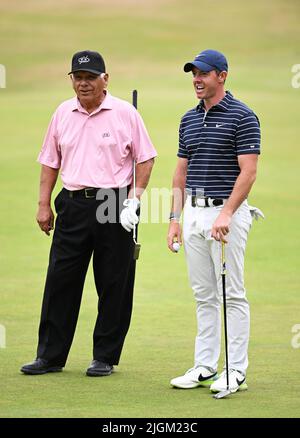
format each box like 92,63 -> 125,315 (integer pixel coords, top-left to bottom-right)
191,196 -> 224,207
63,187 -> 130,200
64,188 -> 99,199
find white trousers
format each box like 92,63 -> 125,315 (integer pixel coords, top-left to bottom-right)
183,197 -> 253,374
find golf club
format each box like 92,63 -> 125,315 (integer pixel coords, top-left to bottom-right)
213,241 -> 231,399
132,89 -> 141,260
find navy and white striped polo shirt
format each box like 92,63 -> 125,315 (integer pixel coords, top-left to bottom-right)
177,91 -> 260,198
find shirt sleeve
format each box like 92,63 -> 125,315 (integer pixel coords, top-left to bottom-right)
177,121 -> 188,158
235,112 -> 261,155
37,111 -> 61,169
130,108 -> 157,163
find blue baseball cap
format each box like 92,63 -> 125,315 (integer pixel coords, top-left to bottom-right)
184,49 -> 228,73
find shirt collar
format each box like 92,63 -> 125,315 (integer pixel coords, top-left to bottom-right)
197,90 -> 233,112
71,91 -> 113,114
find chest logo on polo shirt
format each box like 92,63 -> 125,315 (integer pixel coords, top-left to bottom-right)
78,56 -> 90,64
102,132 -> 110,138
216,123 -> 224,128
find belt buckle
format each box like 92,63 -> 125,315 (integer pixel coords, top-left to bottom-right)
84,188 -> 95,198
195,197 -> 206,207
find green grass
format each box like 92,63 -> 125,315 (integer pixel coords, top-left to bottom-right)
1,0 -> 300,418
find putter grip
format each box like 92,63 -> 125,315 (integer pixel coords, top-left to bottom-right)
132,89 -> 138,109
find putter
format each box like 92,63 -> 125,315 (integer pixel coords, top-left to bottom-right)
132,89 -> 141,260
213,241 -> 231,399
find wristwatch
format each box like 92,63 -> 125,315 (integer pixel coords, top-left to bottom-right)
169,212 -> 181,221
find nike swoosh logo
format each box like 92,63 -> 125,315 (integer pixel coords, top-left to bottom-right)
198,372 -> 217,382
236,377 -> 245,386
216,123 -> 223,127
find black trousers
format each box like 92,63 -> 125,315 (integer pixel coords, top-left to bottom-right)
37,188 -> 136,367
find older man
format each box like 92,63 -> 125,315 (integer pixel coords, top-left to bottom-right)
21,50 -> 157,377
168,49 -> 261,393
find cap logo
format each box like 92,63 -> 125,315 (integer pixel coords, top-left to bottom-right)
78,56 -> 90,64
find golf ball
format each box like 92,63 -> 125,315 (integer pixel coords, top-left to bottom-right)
172,242 -> 181,252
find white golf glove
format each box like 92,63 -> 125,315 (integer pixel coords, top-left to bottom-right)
120,197 -> 140,232
248,205 -> 265,221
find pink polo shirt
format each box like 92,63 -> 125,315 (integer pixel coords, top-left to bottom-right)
38,92 -> 157,190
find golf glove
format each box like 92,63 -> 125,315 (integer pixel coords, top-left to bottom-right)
120,197 -> 140,232
248,205 -> 265,221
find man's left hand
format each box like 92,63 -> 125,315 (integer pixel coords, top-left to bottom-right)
211,211 -> 231,243
120,197 -> 140,232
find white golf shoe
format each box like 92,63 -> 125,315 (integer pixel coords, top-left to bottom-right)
170,366 -> 218,389
210,369 -> 248,393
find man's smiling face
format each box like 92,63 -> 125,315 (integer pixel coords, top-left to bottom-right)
71,71 -> 108,105
192,67 -> 226,101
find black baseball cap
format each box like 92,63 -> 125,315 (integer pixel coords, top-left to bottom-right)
184,49 -> 228,73
68,50 -> 106,75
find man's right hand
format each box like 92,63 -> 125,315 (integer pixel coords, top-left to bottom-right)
167,221 -> 182,252
36,204 -> 54,236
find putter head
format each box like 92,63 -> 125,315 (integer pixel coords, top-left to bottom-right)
213,389 -> 232,399
133,242 -> 141,260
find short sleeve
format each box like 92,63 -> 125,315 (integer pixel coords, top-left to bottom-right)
177,120 -> 188,158
130,109 -> 157,163
37,112 -> 61,168
235,112 -> 261,155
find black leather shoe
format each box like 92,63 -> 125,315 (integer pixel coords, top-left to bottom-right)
20,358 -> 63,375
86,360 -> 113,377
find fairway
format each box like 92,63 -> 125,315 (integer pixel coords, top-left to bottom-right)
0,0 -> 300,418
